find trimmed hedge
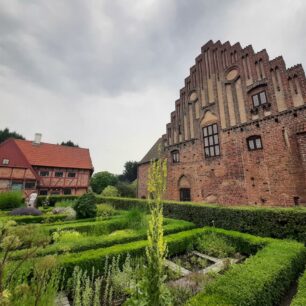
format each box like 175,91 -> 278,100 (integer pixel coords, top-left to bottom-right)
97,196 -> 306,243
12,225 -> 306,306
10,219 -> 195,260
58,227 -> 205,279
43,215 -> 131,234
186,236 -> 306,306
292,269 -> 306,306
0,214 -> 67,224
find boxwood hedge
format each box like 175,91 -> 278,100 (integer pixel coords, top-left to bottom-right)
0,213 -> 67,224
56,227 -> 306,305
186,236 -> 306,306
97,196 -> 306,243
291,269 -> 306,306
10,218 -> 195,259
14,226 -> 306,306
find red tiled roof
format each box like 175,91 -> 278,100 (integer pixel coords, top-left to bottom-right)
13,139 -> 93,170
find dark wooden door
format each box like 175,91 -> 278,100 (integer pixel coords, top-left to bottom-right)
180,188 -> 191,201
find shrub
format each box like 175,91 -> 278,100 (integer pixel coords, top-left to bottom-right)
0,191 -> 23,209
36,195 -> 79,207
291,269 -> 306,306
55,200 -> 75,208
97,197 -> 306,243
101,186 -> 119,197
10,207 -> 42,216
194,232 -> 236,258
116,181 -> 136,198
52,207 -> 76,220
126,208 -> 147,230
96,204 -> 116,218
74,193 -> 97,219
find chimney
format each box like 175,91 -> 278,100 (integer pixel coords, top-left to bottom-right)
33,133 -> 42,145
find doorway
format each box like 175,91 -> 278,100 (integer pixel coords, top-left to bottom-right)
180,188 -> 191,201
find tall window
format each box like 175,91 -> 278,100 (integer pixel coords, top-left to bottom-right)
247,135 -> 263,151
203,123 -> 220,157
171,150 -> 180,163
252,91 -> 267,107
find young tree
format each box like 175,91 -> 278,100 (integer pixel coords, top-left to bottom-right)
90,171 -> 118,194
0,128 -> 24,143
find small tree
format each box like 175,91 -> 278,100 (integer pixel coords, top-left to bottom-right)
121,161 -> 138,183
90,172 -> 118,194
116,180 -> 137,198
101,186 -> 119,197
74,193 -> 97,219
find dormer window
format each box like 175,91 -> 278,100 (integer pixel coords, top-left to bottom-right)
252,91 -> 267,107
171,150 -> 180,163
2,159 -> 9,165
247,135 -> 263,151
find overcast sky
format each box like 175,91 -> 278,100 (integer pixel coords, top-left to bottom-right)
0,0 -> 305,174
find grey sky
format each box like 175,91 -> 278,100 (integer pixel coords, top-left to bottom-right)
0,0 -> 305,173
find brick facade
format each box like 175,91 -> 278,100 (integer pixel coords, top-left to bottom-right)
138,40 -> 306,206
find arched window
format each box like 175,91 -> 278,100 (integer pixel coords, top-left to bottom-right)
171,150 -> 180,163
247,135 -> 263,151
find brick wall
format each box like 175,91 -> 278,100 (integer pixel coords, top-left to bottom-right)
138,40 -> 306,206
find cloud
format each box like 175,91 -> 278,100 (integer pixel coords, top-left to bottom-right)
0,0 -> 305,173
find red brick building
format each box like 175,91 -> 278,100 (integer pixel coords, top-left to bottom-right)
0,134 -> 93,197
138,40 -> 306,206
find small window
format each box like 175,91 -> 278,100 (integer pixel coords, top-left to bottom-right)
203,123 -> 220,158
11,181 -> 23,190
25,181 -> 36,189
2,159 -> 9,165
63,188 -> 72,195
39,171 -> 49,177
39,190 -> 48,196
50,190 -> 60,195
247,135 -> 263,151
55,171 -> 63,177
171,150 -> 180,163
252,91 -> 267,107
67,172 -> 76,178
